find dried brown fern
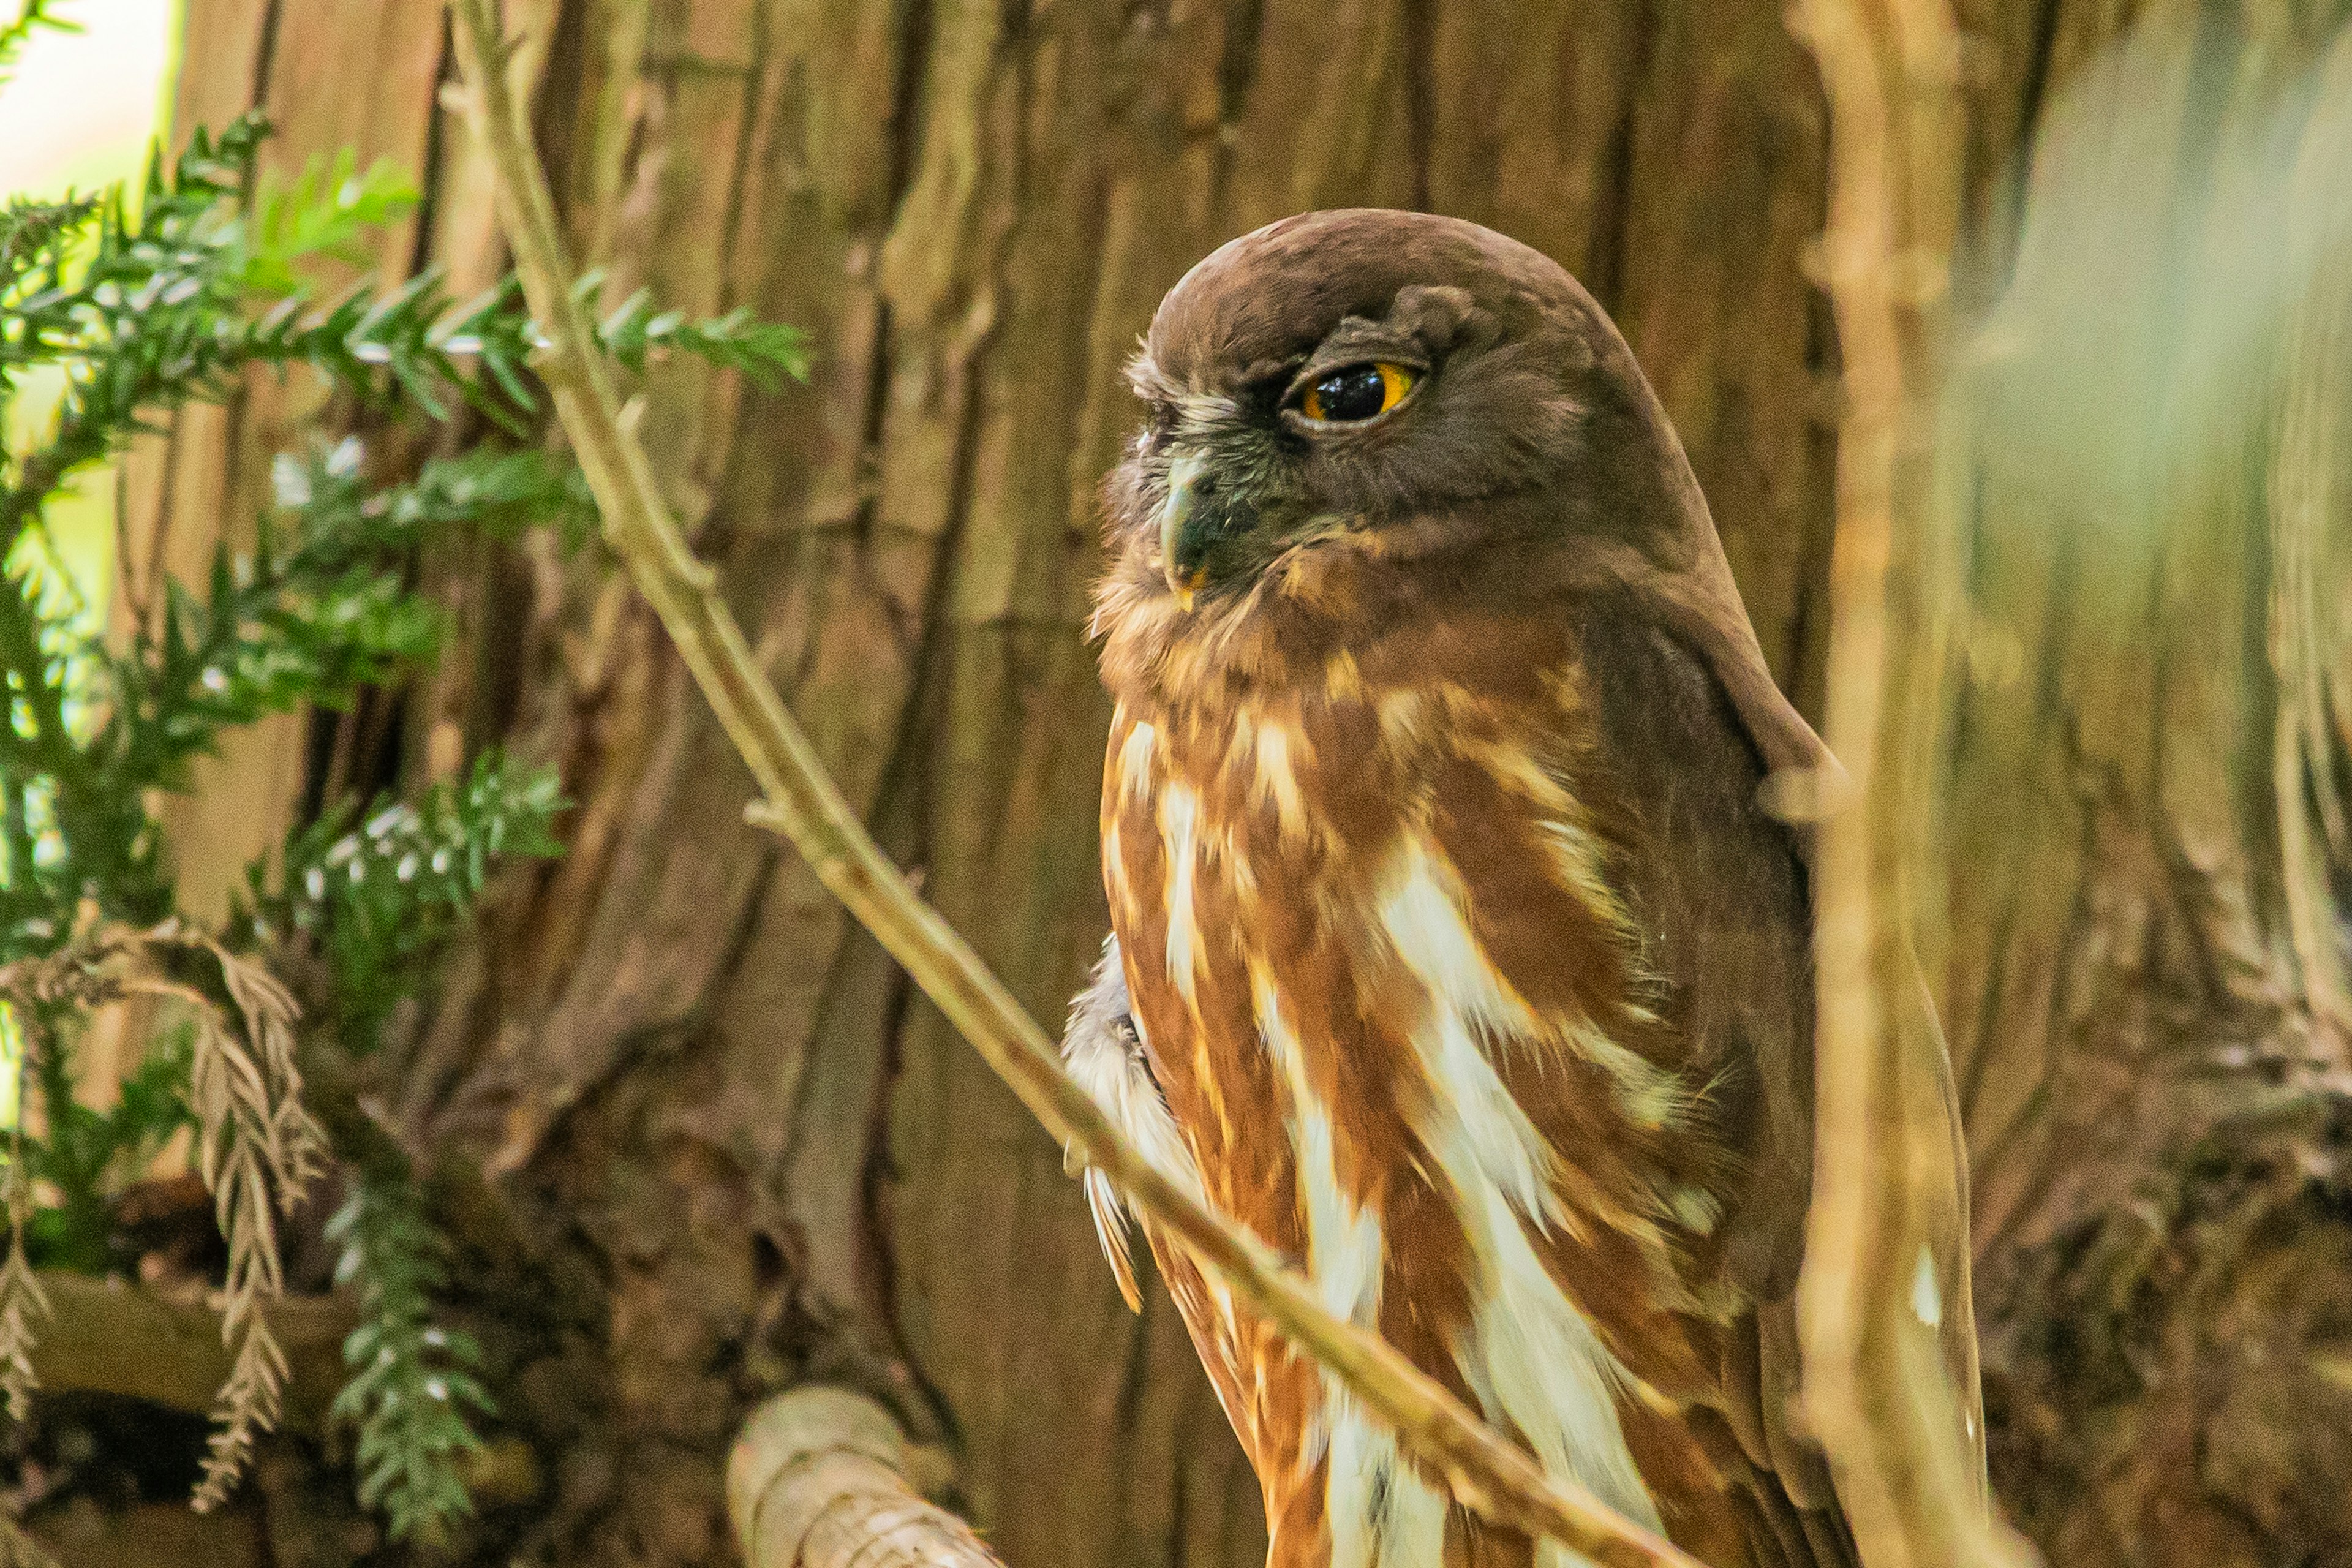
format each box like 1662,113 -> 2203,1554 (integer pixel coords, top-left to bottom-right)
0,1080 -> 45,1568
183,941 -> 326,1509
0,924 -> 325,1509
0,1154 -> 48,1427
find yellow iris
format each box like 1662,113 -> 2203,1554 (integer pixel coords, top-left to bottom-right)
1300,361 -> 1417,422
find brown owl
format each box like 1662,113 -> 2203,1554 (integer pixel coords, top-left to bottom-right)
1064,209 -> 1981,1568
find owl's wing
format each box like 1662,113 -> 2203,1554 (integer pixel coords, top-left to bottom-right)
1574,590 -> 1983,1564
1060,936 -> 1159,1312
1570,535 -> 1839,791
1061,935 -> 1242,1328
1058,939 -> 1271,1463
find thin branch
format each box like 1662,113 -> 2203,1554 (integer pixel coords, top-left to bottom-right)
24,1269 -> 353,1433
728,1389 -> 1001,1568
1791,1 -> 2030,1565
443,5 -> 1698,1564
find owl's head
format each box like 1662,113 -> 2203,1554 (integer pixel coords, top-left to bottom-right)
1102,209 -> 1706,616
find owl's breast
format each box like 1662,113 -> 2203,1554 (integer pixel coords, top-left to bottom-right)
1096,644 -> 1750,1562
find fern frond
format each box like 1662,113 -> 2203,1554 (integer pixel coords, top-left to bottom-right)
252,751 -> 563,1043
595,285 -> 811,388
328,1170 -> 491,1542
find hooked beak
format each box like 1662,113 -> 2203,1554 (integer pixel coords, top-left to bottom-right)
1158,451 -> 1208,611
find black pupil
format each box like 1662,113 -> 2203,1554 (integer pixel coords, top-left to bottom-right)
1313,364 -> 1389,421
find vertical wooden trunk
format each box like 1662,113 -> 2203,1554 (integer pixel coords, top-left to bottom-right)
140,2 -> 2350,1566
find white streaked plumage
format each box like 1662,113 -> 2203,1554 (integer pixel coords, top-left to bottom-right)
1373,837 -> 1664,1537
1159,782 -> 1205,1003
1061,936 -> 1256,1456
1323,1392 -> 1449,1568
1251,968 -> 1384,1327
1253,968 -> 1436,1568
1118,717 -> 1158,799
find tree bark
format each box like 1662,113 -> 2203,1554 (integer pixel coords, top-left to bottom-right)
1938,8 -> 2352,1564
132,2 -> 2352,1566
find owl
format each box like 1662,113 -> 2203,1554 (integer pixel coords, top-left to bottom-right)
1064,209 -> 1981,1568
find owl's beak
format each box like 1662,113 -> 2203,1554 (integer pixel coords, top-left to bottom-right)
1158,452 -> 1209,611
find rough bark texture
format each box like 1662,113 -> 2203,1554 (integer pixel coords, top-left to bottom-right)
119,2 -> 2351,1567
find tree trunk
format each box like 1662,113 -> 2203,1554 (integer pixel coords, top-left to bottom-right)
134,2 -> 2351,1566
1937,8 -> 2352,1565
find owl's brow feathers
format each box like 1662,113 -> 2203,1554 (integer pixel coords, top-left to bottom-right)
1121,284 -> 1478,421
1122,351 -> 1239,448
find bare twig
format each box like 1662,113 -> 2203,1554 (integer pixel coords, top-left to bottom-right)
444,6 -> 1697,1563
728,1389 -> 1001,1568
1792,1 -> 2027,1565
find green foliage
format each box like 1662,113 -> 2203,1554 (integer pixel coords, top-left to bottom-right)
100,442 -> 582,800
328,1170 -> 494,1543
2,116 -> 277,533
0,439 -> 577,959
597,284 -> 810,387
23,1023 -> 191,1272
249,750 -> 564,1046
238,748 -> 560,1545
234,148 -> 418,299
0,90 -> 806,1537
0,113 -> 802,546
0,110 -> 792,954
0,195 -> 99,292
0,0 -> 74,86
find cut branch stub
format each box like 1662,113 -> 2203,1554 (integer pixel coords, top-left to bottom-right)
726,1388 -> 999,1568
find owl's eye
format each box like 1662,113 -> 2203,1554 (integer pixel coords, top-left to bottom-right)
1297,361 -> 1417,423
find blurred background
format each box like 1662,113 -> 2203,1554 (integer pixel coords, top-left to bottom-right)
1,3 -> 2348,1568
0,0 -> 172,605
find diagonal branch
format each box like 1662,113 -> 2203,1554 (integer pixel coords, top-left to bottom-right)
443,3 -> 1698,1563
